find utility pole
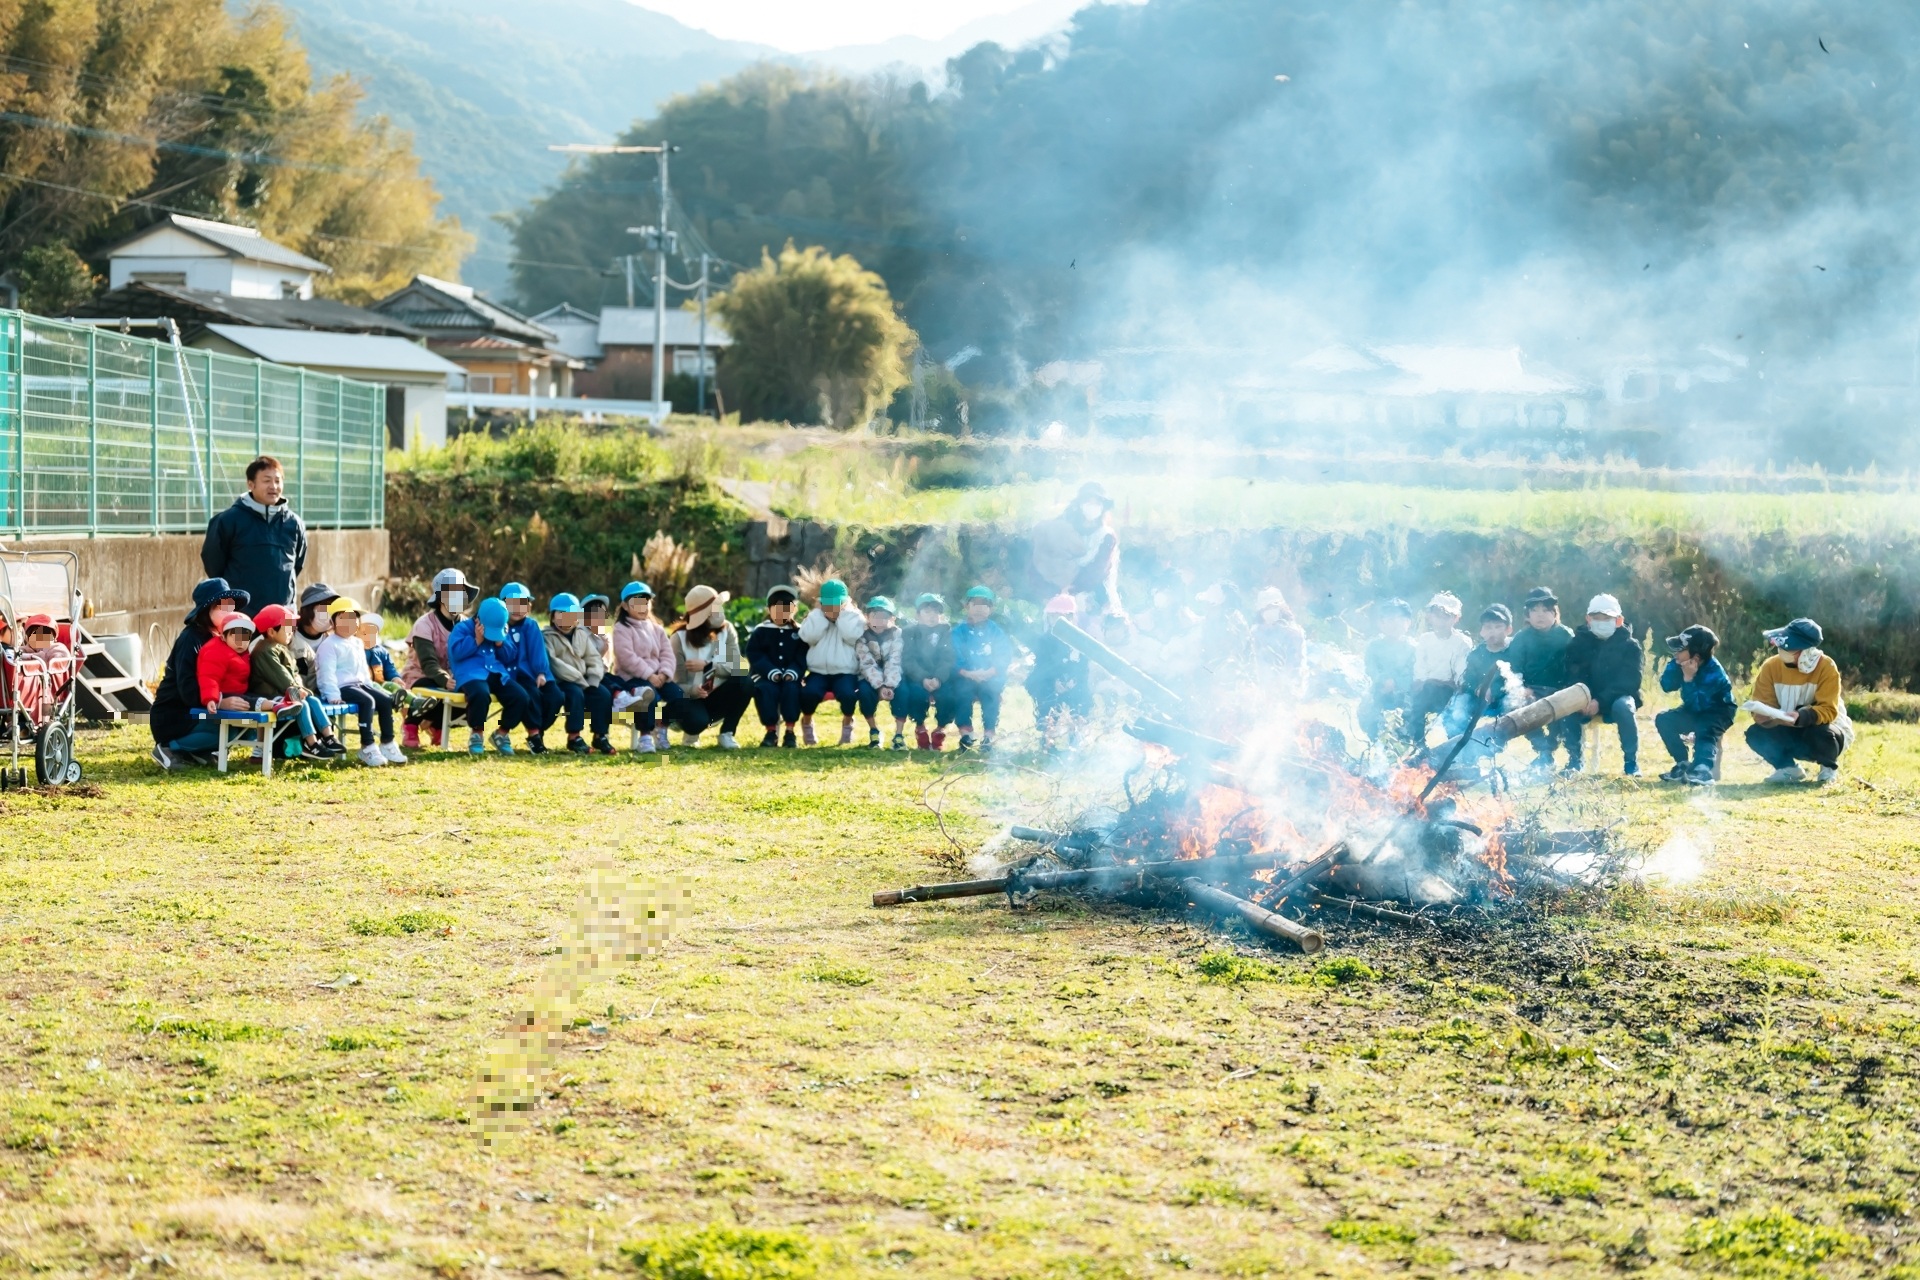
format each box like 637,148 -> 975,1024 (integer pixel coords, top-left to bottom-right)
550,139 -> 678,421
623,255 -> 634,309
696,251 -> 711,418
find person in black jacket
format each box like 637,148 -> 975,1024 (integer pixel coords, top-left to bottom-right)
200,456 -> 308,611
745,585 -> 808,747
1026,594 -> 1093,746
1563,593 -> 1645,775
899,592 -> 957,750
151,577 -> 251,770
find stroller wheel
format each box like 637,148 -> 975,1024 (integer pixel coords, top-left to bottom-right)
34,722 -> 72,787
62,761 -> 82,784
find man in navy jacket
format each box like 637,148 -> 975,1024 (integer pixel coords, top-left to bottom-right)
200,456 -> 307,610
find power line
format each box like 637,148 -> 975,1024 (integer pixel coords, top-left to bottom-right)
0,109 -> 386,175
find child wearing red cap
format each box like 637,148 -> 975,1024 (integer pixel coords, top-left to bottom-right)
250,604 -> 347,758
17,614 -> 73,698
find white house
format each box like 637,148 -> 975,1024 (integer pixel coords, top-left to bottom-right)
101,214 -> 330,301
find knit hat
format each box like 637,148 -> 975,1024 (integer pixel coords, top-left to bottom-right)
865,596 -> 897,615
218,610 -> 257,634
1044,592 -> 1078,616
817,579 -> 849,607
253,604 -> 292,632
683,585 -> 729,629
766,584 -> 798,605
1479,603 -> 1512,626
1764,617 -> 1823,651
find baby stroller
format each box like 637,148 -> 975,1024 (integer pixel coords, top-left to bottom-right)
0,548 -> 84,787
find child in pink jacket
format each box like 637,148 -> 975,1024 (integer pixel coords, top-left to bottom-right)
610,580 -> 679,752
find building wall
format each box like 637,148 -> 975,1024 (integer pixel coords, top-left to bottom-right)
109,256 -> 312,299
15,528 -> 390,678
401,385 -> 448,450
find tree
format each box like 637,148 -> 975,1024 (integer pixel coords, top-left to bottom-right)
12,245 -> 98,315
715,242 -> 916,428
0,0 -> 467,304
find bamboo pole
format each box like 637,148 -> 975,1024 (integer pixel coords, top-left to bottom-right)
1183,879 -> 1323,953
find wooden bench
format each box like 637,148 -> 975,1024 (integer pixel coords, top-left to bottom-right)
192,702 -> 354,777
407,685 -> 480,748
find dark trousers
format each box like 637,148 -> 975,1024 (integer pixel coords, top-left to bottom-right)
1408,680 -> 1456,744
891,683 -> 941,724
1568,695 -> 1639,766
1746,722 -> 1846,770
460,673 -> 531,734
1523,685 -> 1578,759
404,674 -> 453,726
1359,689 -> 1409,739
556,680 -> 613,736
802,672 -> 859,716
1032,681 -> 1093,727
336,682 -> 395,746
517,675 -> 564,735
753,677 -> 802,727
1655,706 -> 1734,769
947,676 -> 1005,732
670,679 -> 750,736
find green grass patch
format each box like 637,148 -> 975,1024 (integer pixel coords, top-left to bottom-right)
131,1015 -> 270,1042
1683,1209 -> 1860,1277
801,962 -> 874,987
1523,1168 -> 1603,1202
1196,951 -> 1280,985
349,909 -> 456,937
1326,1218 -> 1419,1246
1312,956 -> 1382,985
1735,956 -> 1820,981
623,1223 -> 818,1280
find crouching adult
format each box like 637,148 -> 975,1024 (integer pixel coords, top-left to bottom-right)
1744,617 -> 1853,784
669,585 -> 749,748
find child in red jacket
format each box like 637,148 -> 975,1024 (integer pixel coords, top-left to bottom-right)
198,611 -> 258,714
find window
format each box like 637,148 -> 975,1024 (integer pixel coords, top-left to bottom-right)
467,375 -> 503,394
673,349 -> 717,377
131,272 -> 188,286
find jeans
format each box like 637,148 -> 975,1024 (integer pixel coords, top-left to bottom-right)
947,676 -> 1005,732
802,672 -> 859,716
671,679 -> 750,736
517,675 -> 565,735
287,694 -> 333,740
1568,695 -> 1638,766
460,674 -> 531,734
555,680 -> 613,737
891,683 -> 942,724
336,682 -> 395,746
1746,722 -> 1847,770
166,725 -> 221,754
753,677 -> 802,727
1655,706 -> 1734,769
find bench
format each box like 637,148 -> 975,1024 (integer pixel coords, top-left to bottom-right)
406,685 -> 474,748
192,702 -> 354,777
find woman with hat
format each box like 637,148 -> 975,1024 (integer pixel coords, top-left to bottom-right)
151,577 -> 251,770
668,585 -> 748,749
400,567 -> 474,749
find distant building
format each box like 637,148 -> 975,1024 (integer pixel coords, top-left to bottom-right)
373,276 -> 577,397
537,305 -> 732,401
74,280 -> 416,340
530,303 -> 605,364
193,326 -> 465,452
99,214 -> 330,300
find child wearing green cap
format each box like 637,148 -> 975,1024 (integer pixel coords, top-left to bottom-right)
855,596 -> 906,748
798,578 -> 864,746
900,593 -> 957,749
949,586 -> 1020,752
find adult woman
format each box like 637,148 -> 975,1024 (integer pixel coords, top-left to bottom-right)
289,581 -> 339,688
151,577 -> 250,770
668,585 -> 748,748
400,567 -> 474,748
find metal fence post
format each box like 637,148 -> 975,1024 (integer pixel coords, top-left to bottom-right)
86,326 -> 98,534
14,318 -> 26,536
333,376 -> 343,529
203,349 -> 216,525
254,360 -> 263,458
149,338 -> 160,532
368,389 -> 379,527
296,368 -> 307,520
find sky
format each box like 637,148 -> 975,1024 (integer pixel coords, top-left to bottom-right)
631,0 -> 1046,51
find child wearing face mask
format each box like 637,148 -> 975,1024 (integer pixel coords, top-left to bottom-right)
1563,593 -> 1645,776
1743,616 -> 1853,785
401,568 -> 474,749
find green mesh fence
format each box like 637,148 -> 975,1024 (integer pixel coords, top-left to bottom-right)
0,310 -> 386,534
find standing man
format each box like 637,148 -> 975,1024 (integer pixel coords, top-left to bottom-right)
201,456 -> 308,612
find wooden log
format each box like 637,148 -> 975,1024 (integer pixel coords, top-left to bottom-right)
873,878 -> 1009,906
1183,879 -> 1324,953
871,849 -> 1285,908
1310,892 -> 1426,927
1265,840 -> 1351,904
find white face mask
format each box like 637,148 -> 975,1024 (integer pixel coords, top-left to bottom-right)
443,590 -> 465,614
1080,502 -> 1105,522
1796,647 -> 1823,674
1589,619 -> 1618,640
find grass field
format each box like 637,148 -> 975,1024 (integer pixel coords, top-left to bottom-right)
3,704 -> 1919,1279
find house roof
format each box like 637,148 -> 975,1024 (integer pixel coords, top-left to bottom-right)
598,306 -> 732,348
204,325 -> 463,379
72,282 -> 420,337
372,275 -> 556,345
97,214 -> 331,274
532,303 -> 606,361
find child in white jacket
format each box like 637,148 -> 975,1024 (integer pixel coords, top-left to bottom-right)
315,597 -> 405,766
797,578 -> 866,746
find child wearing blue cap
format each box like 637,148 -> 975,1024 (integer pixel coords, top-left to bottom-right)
544,593 -> 614,754
448,597 -> 532,754
610,581 -> 678,753
949,585 -> 1020,752
499,582 -> 562,753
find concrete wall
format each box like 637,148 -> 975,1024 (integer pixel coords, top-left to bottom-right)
9,528 -> 389,679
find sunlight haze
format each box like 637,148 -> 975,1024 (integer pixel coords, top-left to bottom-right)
630,0 -> 1040,50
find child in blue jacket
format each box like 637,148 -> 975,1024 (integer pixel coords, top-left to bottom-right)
1654,624 -> 1736,785
948,585 -> 1021,752
448,597 -> 532,755
499,581 -> 563,753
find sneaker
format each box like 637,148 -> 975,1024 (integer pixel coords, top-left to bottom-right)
635,736 -> 656,754
1816,765 -> 1839,784
1763,765 -> 1805,785
592,736 -> 615,755
782,728 -> 797,748
958,734 -> 976,753
526,733 -> 547,755
979,737 -> 996,755
1686,764 -> 1716,786
653,727 -> 671,752
469,731 -> 486,756
402,723 -> 421,750
151,744 -> 181,771
1623,759 -> 1639,777
802,722 -> 817,747
490,732 -> 515,755
318,737 -> 348,758
357,743 -> 387,767
761,729 -> 780,748
718,733 -> 740,750
891,733 -> 906,750
1659,764 -> 1689,782
839,719 -> 855,746
567,736 -> 591,754
915,726 -> 930,750
380,740 -> 409,766
868,728 -> 882,748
